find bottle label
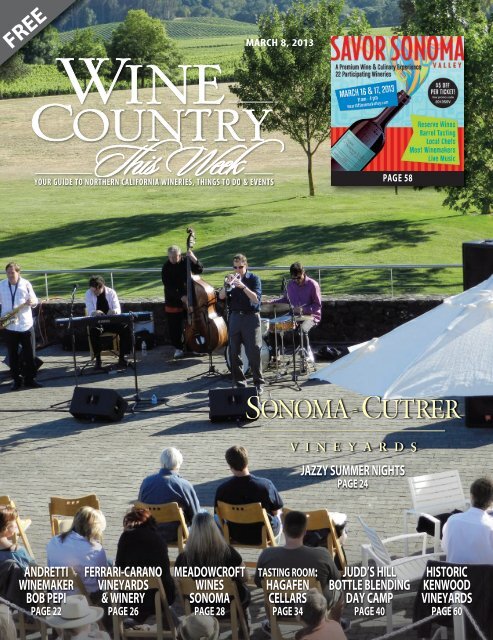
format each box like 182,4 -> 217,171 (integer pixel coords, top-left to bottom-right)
331,130 -> 375,171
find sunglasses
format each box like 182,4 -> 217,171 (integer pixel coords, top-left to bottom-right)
233,265 -> 246,269
291,275 -> 303,281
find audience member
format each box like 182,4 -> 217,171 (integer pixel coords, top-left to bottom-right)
0,507 -> 34,609
0,507 -> 32,570
46,594 -> 110,639
295,589 -> 347,640
178,614 -> 220,640
138,447 -> 201,543
115,506 -> 175,623
255,511 -> 341,609
175,512 -> 250,612
442,476 -> 493,563
46,507 -> 109,599
214,446 -> 283,545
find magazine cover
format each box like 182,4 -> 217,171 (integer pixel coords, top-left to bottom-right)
1,1 -> 493,639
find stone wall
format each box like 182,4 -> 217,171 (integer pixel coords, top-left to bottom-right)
31,296 -> 445,347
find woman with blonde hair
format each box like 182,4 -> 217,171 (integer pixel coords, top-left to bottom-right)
46,506 -> 109,598
175,512 -> 250,610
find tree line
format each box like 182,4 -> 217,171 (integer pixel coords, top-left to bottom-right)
52,0 -> 400,28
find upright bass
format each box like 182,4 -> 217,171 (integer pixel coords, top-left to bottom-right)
184,227 -> 228,353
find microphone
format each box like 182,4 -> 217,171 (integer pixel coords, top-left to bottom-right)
72,283 -> 78,291
281,276 -> 286,293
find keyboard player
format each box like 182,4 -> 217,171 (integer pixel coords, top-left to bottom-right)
85,275 -> 131,369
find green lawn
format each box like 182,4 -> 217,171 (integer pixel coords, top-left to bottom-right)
1,173 -> 487,300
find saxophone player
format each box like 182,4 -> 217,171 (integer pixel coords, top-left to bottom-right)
0,262 -> 41,390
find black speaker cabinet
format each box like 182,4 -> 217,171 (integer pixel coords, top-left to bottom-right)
70,387 -> 128,422
209,387 -> 260,422
462,240 -> 493,290
465,396 -> 493,428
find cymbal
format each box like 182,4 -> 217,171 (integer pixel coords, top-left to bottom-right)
260,302 -> 292,314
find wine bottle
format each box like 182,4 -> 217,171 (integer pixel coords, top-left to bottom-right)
331,90 -> 411,172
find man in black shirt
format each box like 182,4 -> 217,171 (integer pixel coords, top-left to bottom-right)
84,275 -> 131,369
215,445 -> 283,545
161,245 -> 203,358
218,253 -> 265,394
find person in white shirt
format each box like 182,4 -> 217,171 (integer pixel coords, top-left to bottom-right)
0,262 -> 41,390
46,507 -> 109,596
84,275 -> 130,369
442,476 -> 493,564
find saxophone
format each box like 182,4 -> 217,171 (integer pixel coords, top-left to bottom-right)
0,302 -> 29,329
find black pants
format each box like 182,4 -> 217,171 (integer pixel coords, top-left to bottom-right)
5,327 -> 36,383
166,310 -> 186,350
89,324 -> 131,360
229,311 -> 265,387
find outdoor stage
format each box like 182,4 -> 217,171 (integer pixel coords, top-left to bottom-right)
1,344 -> 492,638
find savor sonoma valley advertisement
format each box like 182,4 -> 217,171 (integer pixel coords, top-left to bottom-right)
331,35 -> 464,186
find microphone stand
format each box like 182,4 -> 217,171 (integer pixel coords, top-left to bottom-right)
68,284 -> 79,387
285,284 -> 301,390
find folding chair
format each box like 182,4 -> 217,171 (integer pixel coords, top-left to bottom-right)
283,507 -> 347,570
262,577 -> 322,640
133,502 -> 189,552
109,576 -> 176,640
405,470 -> 469,552
0,495 -> 34,558
216,501 -> 277,549
177,575 -> 248,640
49,494 -> 101,536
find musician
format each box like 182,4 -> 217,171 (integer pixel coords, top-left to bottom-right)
85,275 -> 131,369
218,254 -> 265,395
0,262 -> 41,390
271,262 -> 321,362
161,245 -> 203,359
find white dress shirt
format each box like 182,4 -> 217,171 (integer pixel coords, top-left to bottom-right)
442,506 -> 493,564
85,286 -> 121,316
0,277 -> 37,332
46,531 -> 109,593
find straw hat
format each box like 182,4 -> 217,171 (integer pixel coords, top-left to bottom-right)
179,615 -> 220,640
45,595 -> 103,629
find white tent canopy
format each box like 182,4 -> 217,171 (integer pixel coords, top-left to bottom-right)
310,276 -> 493,399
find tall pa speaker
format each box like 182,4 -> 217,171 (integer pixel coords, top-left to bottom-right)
465,397 -> 493,428
70,387 -> 128,422
209,387 -> 260,422
462,240 -> 493,290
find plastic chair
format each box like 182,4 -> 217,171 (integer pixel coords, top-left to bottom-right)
359,516 -> 443,632
49,494 -> 101,536
133,501 -> 189,552
405,470 -> 469,552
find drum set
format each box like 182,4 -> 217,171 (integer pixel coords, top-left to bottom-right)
224,301 -> 314,382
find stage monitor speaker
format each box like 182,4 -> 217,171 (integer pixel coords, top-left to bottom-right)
209,387 -> 260,422
464,396 -> 493,428
70,387 -> 128,422
462,240 -> 493,290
